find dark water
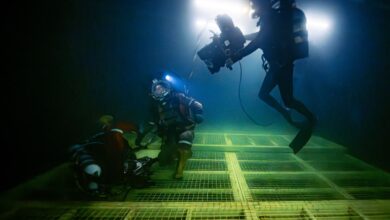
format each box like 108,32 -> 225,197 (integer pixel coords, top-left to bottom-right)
3,0 -> 389,191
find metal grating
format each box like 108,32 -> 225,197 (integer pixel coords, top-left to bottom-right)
192,151 -> 226,160
240,161 -> 305,172
132,208 -> 187,220
307,161 -> 371,171
2,131 -> 390,219
245,174 -> 330,189
191,208 -> 246,219
72,208 -> 130,220
127,191 -> 235,202
347,189 -> 390,200
201,134 -> 226,145
151,173 -> 231,189
325,172 -> 390,187
229,135 -> 252,145
247,136 -> 274,146
185,160 -> 227,171
297,153 -> 351,162
252,190 -> 345,201
236,153 -> 294,161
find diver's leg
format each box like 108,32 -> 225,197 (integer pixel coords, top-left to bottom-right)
175,130 -> 194,179
259,64 -> 293,123
278,63 -> 316,127
158,133 -> 176,166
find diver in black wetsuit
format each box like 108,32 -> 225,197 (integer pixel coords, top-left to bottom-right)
226,0 -> 316,153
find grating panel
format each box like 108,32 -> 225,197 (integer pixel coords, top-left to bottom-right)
245,174 -> 330,189
192,151 -> 225,160
202,134 -> 226,145
132,208 -> 187,220
308,161 -> 370,171
229,135 -> 252,145
72,208 -> 130,220
325,173 -> 390,188
252,190 -> 345,201
186,160 -> 227,171
128,191 -> 235,202
236,153 -> 294,161
191,208 -> 246,219
268,136 -> 290,146
151,173 -> 231,189
247,136 -> 273,146
297,153 -> 351,162
348,189 -> 390,200
240,161 -> 305,172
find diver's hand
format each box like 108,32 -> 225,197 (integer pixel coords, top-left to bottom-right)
225,58 -> 234,70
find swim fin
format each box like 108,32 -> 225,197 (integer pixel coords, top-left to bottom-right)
289,125 -> 313,154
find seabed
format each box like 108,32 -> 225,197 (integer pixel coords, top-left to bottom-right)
1,128 -> 389,219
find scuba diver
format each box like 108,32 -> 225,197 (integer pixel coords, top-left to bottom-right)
150,79 -> 203,179
69,115 -> 156,198
226,0 -> 316,153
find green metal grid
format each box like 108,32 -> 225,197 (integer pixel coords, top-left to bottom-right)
245,174 -> 330,189
132,208 -> 187,220
307,161 -> 372,171
240,161 -> 306,172
185,160 -> 228,171
2,131 -> 390,220
127,191 -> 235,202
151,173 -> 231,189
236,152 -> 295,161
251,189 -> 345,201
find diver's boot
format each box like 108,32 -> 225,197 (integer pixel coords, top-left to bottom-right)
175,148 -> 192,179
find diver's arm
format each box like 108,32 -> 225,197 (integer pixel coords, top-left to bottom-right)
244,32 -> 258,41
231,32 -> 262,62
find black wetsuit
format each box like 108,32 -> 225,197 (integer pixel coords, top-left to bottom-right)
233,8 -> 315,126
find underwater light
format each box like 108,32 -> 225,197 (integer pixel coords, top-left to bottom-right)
193,0 -> 249,15
305,12 -> 334,43
164,74 -> 173,82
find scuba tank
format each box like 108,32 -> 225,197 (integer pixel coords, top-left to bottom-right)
292,7 -> 309,60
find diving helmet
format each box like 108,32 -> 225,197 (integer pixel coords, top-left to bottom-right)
151,79 -> 172,102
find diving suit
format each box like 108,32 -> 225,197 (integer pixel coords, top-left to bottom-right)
151,79 -> 203,179
69,115 -> 156,197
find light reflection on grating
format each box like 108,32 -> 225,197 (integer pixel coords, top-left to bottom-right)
192,208 -> 246,219
229,135 -> 251,145
129,192 -> 235,202
308,162 -> 369,171
8,207 -> 70,220
325,173 -> 390,187
186,160 -> 227,171
236,153 -> 294,161
192,151 -> 225,160
247,136 -> 273,146
72,208 -> 130,219
268,136 -> 290,146
252,191 -> 345,201
245,174 -> 329,189
240,161 -> 305,172
132,208 -> 187,220
152,173 -> 231,189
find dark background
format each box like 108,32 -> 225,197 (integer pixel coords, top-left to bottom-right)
2,0 -> 389,191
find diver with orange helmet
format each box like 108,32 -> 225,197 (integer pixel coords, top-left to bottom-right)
151,78 -> 203,179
